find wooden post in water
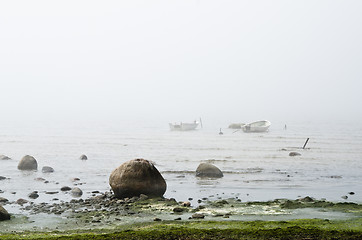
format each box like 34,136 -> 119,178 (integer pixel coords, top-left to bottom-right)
302,138 -> 310,149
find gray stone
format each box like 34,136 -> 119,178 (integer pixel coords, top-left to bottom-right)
80,154 -> 88,160
109,158 -> 167,199
61,186 -> 72,191
42,166 -> 54,173
71,187 -> 83,197
16,198 -> 28,205
0,155 -> 11,160
196,163 -> 223,178
289,152 -> 301,157
191,213 -> 205,219
28,191 -> 39,199
17,155 -> 38,171
0,205 -> 10,221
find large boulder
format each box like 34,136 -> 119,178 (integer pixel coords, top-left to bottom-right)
17,155 -> 38,171
0,205 -> 10,221
109,158 -> 166,199
196,163 -> 223,178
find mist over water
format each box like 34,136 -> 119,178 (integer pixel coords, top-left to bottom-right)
1,118 -> 361,216
1,0 -> 362,218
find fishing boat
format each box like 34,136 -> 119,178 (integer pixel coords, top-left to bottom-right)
169,120 -> 199,131
242,120 -> 271,133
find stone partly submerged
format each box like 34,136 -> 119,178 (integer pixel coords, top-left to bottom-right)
79,154 -> 88,160
17,155 -> 38,171
0,155 -> 11,160
42,166 -> 54,173
0,205 -> 11,221
109,158 -> 167,199
196,163 -> 223,178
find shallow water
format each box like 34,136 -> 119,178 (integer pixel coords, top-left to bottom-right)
1,119 -> 362,215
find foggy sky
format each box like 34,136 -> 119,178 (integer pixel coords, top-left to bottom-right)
1,0 -> 361,125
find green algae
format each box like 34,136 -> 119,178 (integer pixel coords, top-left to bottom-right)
1,197 -> 362,239
0,219 -> 361,239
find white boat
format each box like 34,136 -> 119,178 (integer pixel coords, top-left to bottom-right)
169,121 -> 199,131
242,120 -> 271,133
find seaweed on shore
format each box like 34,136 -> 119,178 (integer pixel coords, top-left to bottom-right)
0,219 -> 361,239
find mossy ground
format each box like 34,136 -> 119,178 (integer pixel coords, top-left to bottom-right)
0,219 -> 361,239
1,197 -> 362,239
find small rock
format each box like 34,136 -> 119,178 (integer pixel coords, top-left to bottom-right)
35,177 -> 46,181
300,196 -> 314,202
0,176 -> 6,180
341,195 -> 348,200
42,166 -> 54,173
45,191 -> 59,195
181,201 -> 191,207
173,207 -> 185,213
174,217 -> 182,220
16,198 -> 29,205
61,186 -> 72,191
153,218 -> 162,221
0,197 -> 9,203
289,152 -> 301,157
191,213 -> 205,219
139,194 -> 148,201
28,192 -> 39,199
71,187 -> 83,197
196,163 -> 223,178
348,192 -> 355,195
0,155 -> 11,160
80,154 -> 88,160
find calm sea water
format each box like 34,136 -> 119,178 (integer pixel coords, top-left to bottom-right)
1,119 -> 362,214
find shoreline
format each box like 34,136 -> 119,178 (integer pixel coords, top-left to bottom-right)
1,193 -> 361,239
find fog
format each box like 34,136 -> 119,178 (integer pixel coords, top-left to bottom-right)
1,1 -> 361,127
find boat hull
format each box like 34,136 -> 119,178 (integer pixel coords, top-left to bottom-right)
242,120 -> 271,133
169,122 -> 199,131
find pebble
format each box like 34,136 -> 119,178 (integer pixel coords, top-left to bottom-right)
191,213 -> 205,219
28,192 -> 39,199
61,186 -> 72,191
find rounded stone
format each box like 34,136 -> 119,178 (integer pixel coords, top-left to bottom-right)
0,205 -> 10,221
289,152 -> 301,157
196,163 -> 223,178
71,187 -> 83,197
80,154 -> 88,160
42,166 -> 54,173
0,155 -> 11,160
109,158 -> 167,199
17,155 -> 38,171
28,191 -> 39,199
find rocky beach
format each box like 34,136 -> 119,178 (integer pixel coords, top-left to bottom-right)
1,121 -> 362,239
1,155 -> 362,239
